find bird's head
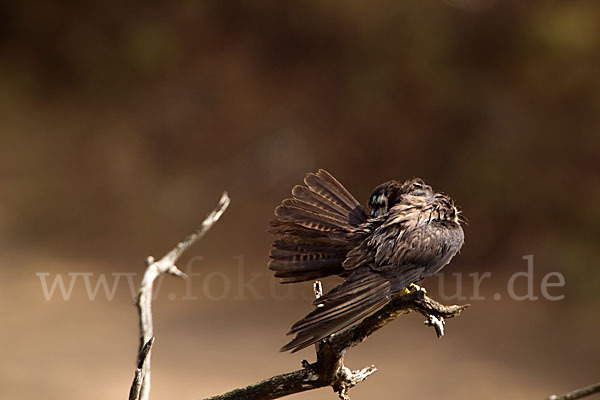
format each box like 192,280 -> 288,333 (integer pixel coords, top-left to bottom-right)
368,178 -> 434,217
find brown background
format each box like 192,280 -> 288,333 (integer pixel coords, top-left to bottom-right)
1,1 -> 599,399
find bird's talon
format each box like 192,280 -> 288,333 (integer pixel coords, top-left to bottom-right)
410,283 -> 426,294
399,283 -> 426,296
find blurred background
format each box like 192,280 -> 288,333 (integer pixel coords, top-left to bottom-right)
1,1 -> 599,399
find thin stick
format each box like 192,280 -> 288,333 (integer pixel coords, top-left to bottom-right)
128,338 -> 154,400
547,382 -> 600,400
129,192 -> 230,400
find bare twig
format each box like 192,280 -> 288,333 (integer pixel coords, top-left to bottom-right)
546,382 -> 600,400
128,338 -> 154,400
204,287 -> 469,400
326,287 -> 469,355
129,192 -> 230,400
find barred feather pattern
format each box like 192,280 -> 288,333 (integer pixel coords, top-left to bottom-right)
269,170 -> 465,352
268,169 -> 368,283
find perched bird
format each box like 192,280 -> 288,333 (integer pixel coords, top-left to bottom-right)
269,169 -> 465,352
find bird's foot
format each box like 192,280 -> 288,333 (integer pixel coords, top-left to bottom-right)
399,283 -> 427,296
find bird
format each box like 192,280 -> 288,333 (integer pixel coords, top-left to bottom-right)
268,169 -> 465,353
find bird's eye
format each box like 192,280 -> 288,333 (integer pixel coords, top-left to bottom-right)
369,193 -> 388,218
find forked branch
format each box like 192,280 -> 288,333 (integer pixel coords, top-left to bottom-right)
128,192 -> 230,400
204,287 -> 469,400
124,190 -> 469,400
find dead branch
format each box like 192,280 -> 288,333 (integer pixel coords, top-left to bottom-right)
124,190 -> 469,400
546,382 -> 600,400
128,338 -> 154,400
204,287 -> 469,400
128,192 -> 230,400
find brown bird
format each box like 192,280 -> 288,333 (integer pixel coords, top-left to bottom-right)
269,169 -> 465,352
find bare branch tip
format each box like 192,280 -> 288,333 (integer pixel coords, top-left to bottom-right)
219,191 -> 231,209
167,265 -> 187,279
545,381 -> 600,400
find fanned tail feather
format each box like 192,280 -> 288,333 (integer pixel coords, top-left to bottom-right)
269,170 -> 368,283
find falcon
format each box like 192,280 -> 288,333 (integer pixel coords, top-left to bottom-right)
269,169 -> 465,352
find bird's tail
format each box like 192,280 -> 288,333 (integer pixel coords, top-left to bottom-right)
280,268 -> 392,352
268,169 -> 368,283
280,266 -> 424,352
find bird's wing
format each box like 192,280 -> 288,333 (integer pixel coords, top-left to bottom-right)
343,206 -> 464,280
